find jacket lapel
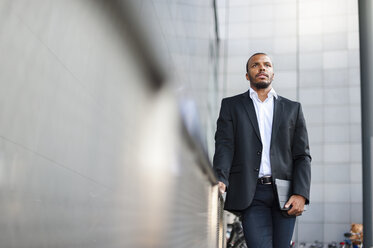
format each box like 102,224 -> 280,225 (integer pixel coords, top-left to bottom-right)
241,92 -> 261,142
270,96 -> 283,148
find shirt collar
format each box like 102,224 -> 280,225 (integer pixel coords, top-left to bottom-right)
249,87 -> 278,100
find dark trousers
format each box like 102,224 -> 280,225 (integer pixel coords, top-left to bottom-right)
241,184 -> 296,248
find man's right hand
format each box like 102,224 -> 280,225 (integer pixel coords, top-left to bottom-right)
218,181 -> 226,194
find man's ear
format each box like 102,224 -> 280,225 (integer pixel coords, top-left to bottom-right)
245,73 -> 250,81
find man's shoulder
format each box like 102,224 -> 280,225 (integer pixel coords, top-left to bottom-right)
277,95 -> 301,107
221,92 -> 247,104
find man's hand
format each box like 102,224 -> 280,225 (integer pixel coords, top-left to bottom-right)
218,181 -> 226,194
285,195 -> 306,216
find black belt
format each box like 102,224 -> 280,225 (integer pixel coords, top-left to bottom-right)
257,176 -> 272,185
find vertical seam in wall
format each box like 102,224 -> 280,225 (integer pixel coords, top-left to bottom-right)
296,0 -> 300,103
295,0 -> 301,244
349,63 -> 353,226
222,0 -> 229,97
321,3 -> 326,243
321,15 -> 326,248
213,0 -> 219,132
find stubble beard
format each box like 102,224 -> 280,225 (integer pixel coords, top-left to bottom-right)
252,81 -> 271,89
248,73 -> 273,90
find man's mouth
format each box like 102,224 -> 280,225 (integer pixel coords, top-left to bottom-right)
256,73 -> 268,78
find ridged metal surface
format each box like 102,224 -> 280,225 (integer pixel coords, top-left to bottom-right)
0,0 -> 223,247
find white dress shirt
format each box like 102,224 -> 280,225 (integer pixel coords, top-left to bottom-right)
249,87 -> 278,178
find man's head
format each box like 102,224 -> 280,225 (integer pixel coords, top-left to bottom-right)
246,53 -> 274,90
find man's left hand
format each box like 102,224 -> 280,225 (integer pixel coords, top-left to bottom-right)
285,195 -> 306,216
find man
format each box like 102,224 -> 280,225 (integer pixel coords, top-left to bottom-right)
213,53 -> 311,248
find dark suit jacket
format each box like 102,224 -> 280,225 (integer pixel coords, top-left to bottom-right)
213,90 -> 311,212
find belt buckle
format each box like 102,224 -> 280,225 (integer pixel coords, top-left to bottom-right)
260,176 -> 272,185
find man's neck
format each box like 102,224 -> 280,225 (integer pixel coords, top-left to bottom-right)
251,86 -> 272,102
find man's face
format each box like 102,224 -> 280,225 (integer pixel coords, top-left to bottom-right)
246,54 -> 274,89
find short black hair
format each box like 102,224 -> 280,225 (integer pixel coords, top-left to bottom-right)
246,52 -> 269,73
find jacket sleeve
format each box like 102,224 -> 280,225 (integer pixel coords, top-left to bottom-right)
292,103 -> 312,204
213,98 -> 234,188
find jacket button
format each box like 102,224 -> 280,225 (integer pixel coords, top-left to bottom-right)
257,151 -> 261,155
254,168 -> 259,172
